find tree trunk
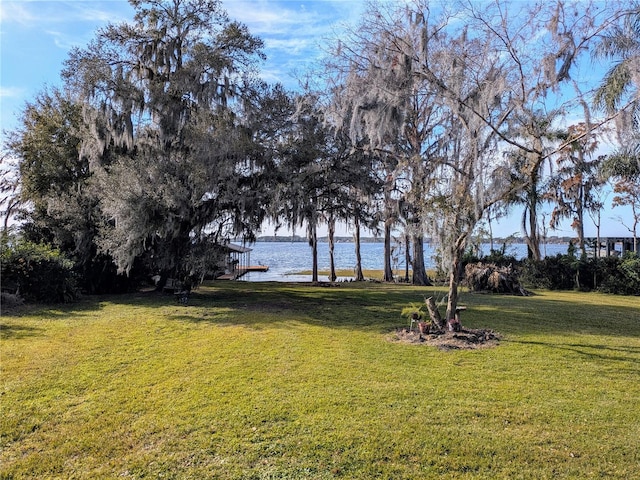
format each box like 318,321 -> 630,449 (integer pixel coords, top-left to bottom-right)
411,233 -> 432,286
353,216 -> 365,281
156,271 -> 171,292
445,244 -> 465,322
577,209 -> 586,257
576,150 -> 586,257
595,213 -> 601,259
383,220 -> 394,282
404,233 -> 411,282
488,215 -> 494,252
526,204 -> 541,261
309,222 -> 319,283
425,297 -> 445,331
524,163 -> 542,261
577,199 -> 586,258
328,216 -> 337,282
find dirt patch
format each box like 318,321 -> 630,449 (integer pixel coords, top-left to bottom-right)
389,327 -> 501,350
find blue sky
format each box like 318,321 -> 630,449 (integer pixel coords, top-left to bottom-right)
0,0 -> 365,132
0,0 -> 634,239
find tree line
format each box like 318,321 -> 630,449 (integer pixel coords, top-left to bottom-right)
2,0 -> 640,314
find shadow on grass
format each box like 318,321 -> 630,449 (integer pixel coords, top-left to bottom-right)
0,323 -> 43,340
0,295 -> 114,316
3,281 -> 639,339
190,282 -> 421,330
460,291 -> 640,339
155,283 -> 640,342
511,339 -> 640,365
0,289 -> 191,319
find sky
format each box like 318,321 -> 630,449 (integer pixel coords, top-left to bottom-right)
0,0 -> 635,240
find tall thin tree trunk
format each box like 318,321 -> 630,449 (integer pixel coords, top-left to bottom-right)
524,156 -> 542,261
528,203 -> 540,261
488,215 -> 494,252
328,215 -> 336,282
383,219 -> 394,282
309,222 -> 319,283
576,150 -> 586,257
577,207 -> 586,257
404,233 -> 411,283
383,180 -> 395,283
595,211 -> 601,259
412,233 -> 431,286
353,216 -> 365,281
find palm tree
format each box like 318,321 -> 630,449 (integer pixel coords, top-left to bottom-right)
594,7 -> 640,117
594,6 -> 640,180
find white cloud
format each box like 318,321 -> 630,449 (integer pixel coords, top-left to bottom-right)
0,86 -> 26,98
222,0 -> 365,88
45,29 -> 84,50
0,1 -> 132,29
264,37 -> 315,54
75,4 -> 129,24
226,1 -> 322,34
227,0 -> 362,39
0,2 -> 38,26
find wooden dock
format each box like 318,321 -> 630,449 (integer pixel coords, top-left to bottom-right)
584,237 -> 638,257
216,265 -> 269,280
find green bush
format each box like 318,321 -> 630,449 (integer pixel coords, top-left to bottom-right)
597,253 -> 640,295
521,253 -> 640,295
520,254 -> 576,290
462,246 -> 519,268
1,239 -> 79,303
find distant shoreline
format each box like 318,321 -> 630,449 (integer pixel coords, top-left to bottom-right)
255,235 -> 572,245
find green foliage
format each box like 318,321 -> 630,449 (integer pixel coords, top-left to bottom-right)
598,253 -> 640,295
8,88 -> 86,207
3,86 -> 140,295
521,253 -> 640,294
1,237 -> 79,303
520,254 -> 580,290
400,302 -> 425,321
60,0 -> 269,277
462,246 -> 519,268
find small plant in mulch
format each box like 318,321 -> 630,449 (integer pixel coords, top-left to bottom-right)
417,321 -> 430,335
390,325 -> 501,350
393,298 -> 501,350
400,303 -> 426,329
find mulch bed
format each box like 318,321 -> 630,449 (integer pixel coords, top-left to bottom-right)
389,327 -> 501,350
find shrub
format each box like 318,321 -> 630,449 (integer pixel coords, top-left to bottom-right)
0,291 -> 24,310
520,254 -> 577,290
462,247 -> 519,268
1,239 -> 79,303
521,253 -> 640,295
597,253 -> 640,295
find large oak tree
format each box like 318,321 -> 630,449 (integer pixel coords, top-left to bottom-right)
62,0 -> 268,279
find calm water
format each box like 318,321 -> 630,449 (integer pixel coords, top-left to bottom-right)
241,241 -> 569,282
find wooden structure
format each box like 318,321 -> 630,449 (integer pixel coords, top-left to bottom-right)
585,237 -> 638,257
216,243 -> 268,280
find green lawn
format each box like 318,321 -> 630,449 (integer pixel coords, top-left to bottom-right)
1,282 -> 639,479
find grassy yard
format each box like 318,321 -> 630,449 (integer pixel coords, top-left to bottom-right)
1,281 -> 639,479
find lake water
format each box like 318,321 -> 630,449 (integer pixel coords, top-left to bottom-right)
241,241 -> 569,282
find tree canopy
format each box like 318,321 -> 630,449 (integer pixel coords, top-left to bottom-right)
61,0 -> 268,278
